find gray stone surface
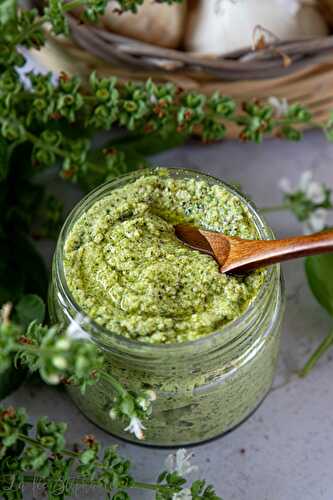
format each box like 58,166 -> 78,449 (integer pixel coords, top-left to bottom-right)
5,130 -> 333,500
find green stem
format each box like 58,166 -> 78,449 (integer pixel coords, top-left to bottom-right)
14,0 -> 92,48
100,371 -> 129,398
17,433 -> 162,493
13,342 -> 130,412
260,204 -> 291,213
13,343 -> 40,354
19,434 -> 78,458
62,0 -> 87,12
13,342 -> 69,358
132,481 -> 160,492
24,131 -> 67,158
13,345 -> 131,414
13,17 -> 46,46
300,328 -> 333,377
0,125 -> 66,158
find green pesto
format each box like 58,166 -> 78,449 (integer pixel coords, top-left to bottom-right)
63,171 -> 264,344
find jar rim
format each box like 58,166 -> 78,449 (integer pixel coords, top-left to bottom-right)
54,166 -> 278,355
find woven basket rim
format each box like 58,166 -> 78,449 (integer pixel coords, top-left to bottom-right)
66,12 -> 333,81
29,0 -> 333,83
28,2 -> 333,138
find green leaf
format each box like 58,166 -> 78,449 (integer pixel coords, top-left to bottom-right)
0,362 -> 26,400
80,448 -> 96,465
16,294 -> 45,328
0,0 -> 16,25
281,126 -> 302,141
305,252 -> 333,317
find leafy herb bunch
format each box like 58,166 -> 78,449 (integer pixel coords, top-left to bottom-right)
0,296 -> 221,498
0,405 -> 220,500
2,0 -> 333,193
0,297 -> 222,493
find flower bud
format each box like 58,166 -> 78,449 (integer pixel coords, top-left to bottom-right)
52,355 -> 68,370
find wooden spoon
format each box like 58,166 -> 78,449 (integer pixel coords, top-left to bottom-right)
175,224 -> 333,274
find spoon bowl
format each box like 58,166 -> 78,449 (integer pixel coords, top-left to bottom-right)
175,224 -> 333,273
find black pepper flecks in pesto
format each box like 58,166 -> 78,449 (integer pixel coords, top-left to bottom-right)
64,172 -> 265,344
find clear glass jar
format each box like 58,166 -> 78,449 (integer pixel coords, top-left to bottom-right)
49,168 -> 285,447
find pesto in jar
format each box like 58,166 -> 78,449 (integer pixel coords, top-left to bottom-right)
64,170 -> 264,344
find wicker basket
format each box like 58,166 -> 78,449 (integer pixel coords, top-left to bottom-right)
30,5 -> 333,138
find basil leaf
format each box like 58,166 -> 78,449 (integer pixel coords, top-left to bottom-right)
16,294 -> 45,329
0,362 -> 26,401
305,253 -> 333,317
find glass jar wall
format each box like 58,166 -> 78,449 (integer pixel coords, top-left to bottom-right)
49,168 -> 285,446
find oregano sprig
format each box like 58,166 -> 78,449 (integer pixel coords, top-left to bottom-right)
0,65 -> 329,189
260,171 -> 333,375
0,1 -> 332,192
0,407 -> 221,499
1,297 -> 155,441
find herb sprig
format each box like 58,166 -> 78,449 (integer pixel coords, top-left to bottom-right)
1,296 -> 156,441
0,67 -> 322,188
0,406 -> 220,499
1,0 -> 333,194
261,170 -> 333,374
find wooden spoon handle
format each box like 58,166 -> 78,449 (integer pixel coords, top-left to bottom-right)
222,230 -> 333,273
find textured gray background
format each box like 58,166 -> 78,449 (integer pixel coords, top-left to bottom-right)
5,130 -> 333,500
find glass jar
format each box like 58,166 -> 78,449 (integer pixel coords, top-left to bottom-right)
49,168 -> 285,447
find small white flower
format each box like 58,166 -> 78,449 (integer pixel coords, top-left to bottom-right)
137,389 -> 157,410
165,449 -> 198,477
304,208 -> 327,234
109,408 -> 119,420
279,170 -> 326,204
307,182 -> 326,204
46,373 -> 61,385
17,47 -> 59,89
298,170 -> 312,192
300,171 -> 326,204
172,489 -> 192,500
145,389 -> 157,402
278,170 -> 329,234
137,397 -> 149,411
268,96 -> 289,118
55,338 -> 71,351
52,355 -> 68,370
124,416 -> 146,440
